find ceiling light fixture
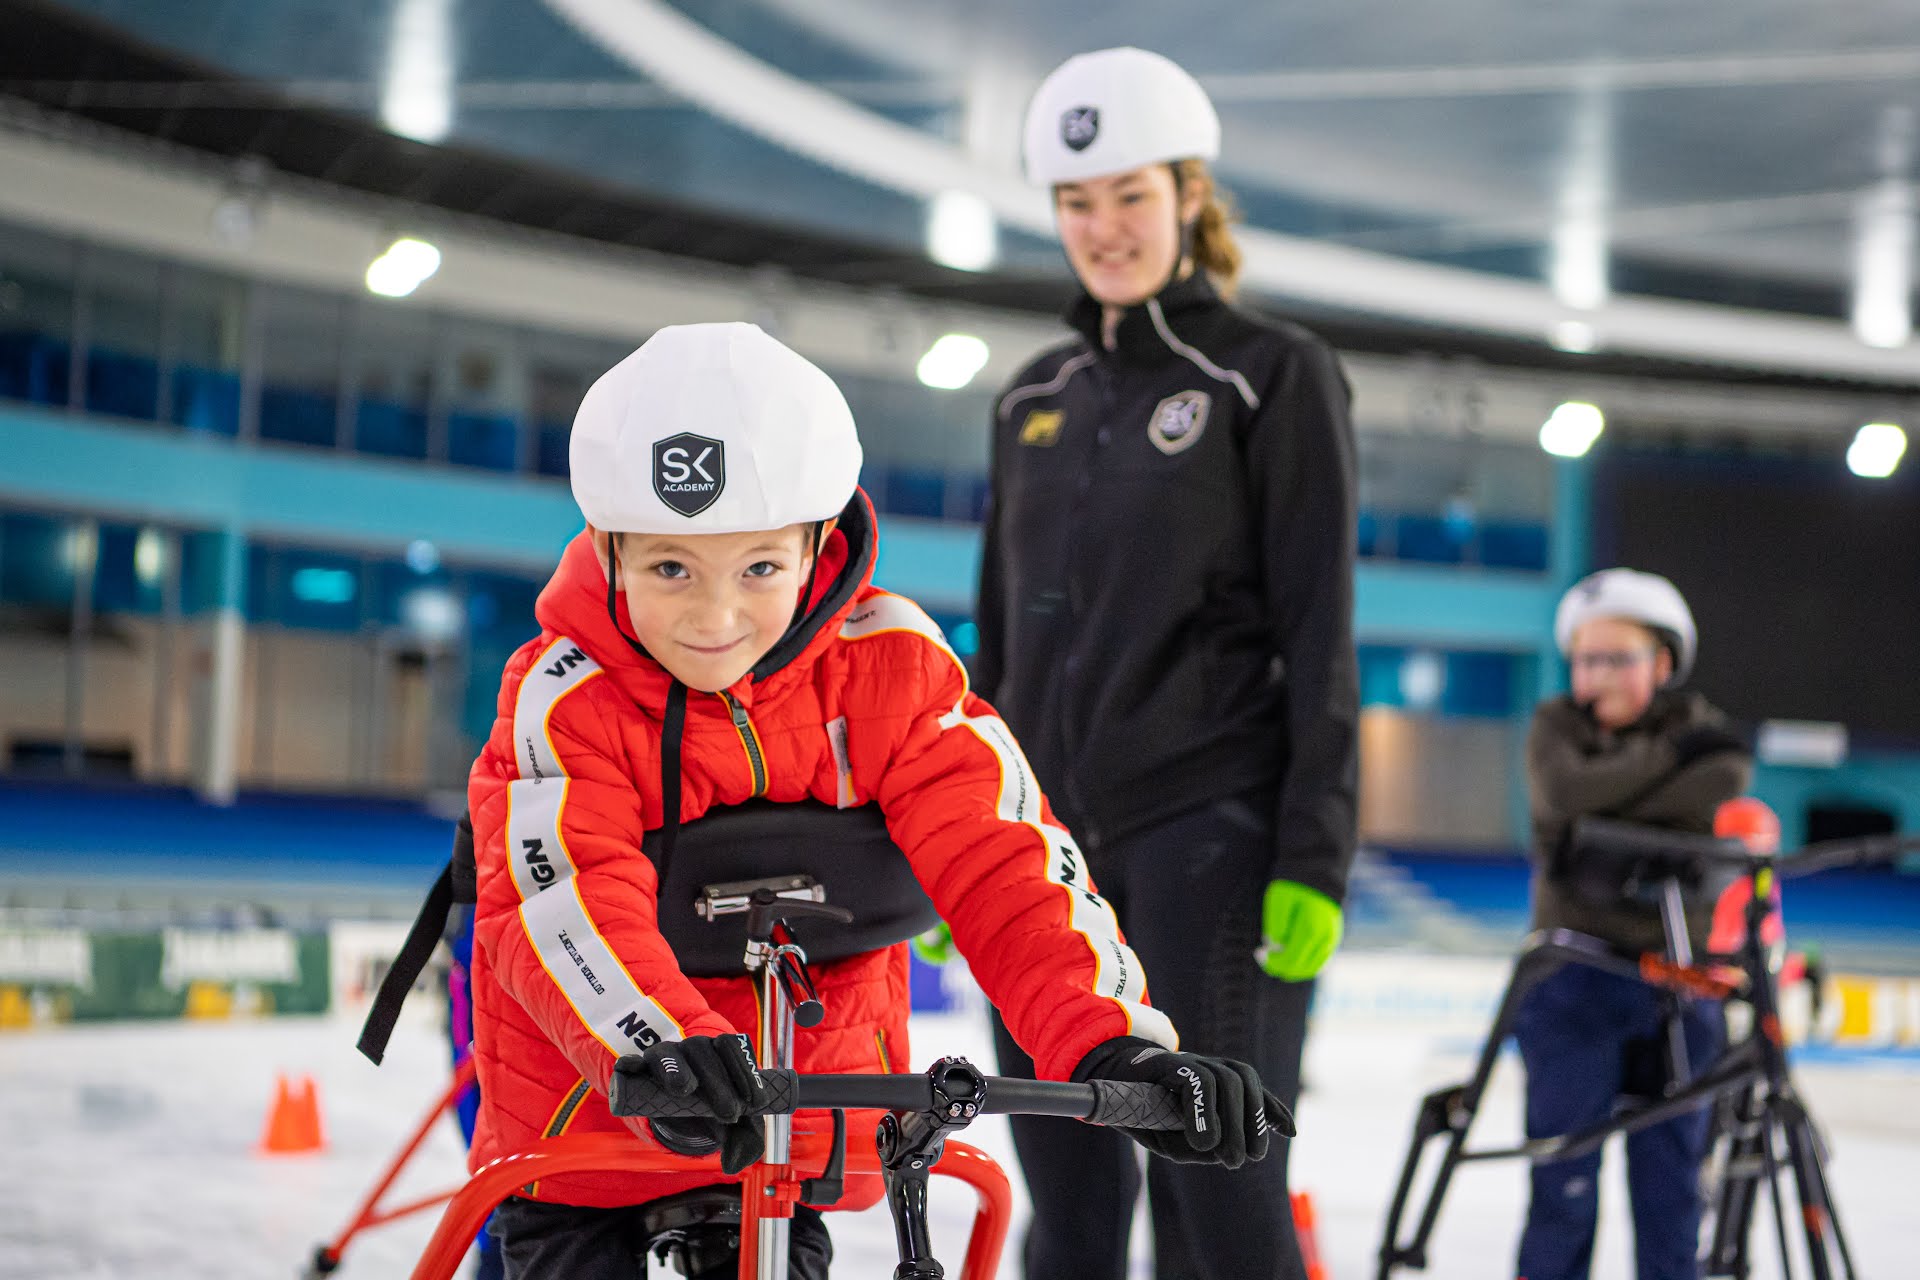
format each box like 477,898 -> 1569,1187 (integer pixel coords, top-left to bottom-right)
1539,400 -> 1604,458
366,237 -> 442,298
1847,422 -> 1907,477
916,333 -> 990,390
927,190 -> 999,272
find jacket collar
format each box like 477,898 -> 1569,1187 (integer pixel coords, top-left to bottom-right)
533,489 -> 879,713
1065,271 -> 1223,362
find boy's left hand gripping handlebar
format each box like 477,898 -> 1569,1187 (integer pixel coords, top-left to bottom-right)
609,1057 -> 802,1120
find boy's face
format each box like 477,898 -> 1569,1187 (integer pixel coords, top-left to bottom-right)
593,523 -> 820,692
1569,616 -> 1674,731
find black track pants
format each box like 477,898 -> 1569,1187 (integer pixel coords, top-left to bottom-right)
992,793 -> 1315,1280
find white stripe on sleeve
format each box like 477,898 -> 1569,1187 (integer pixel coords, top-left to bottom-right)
503,635 -> 688,1053
936,700 -> 1177,1049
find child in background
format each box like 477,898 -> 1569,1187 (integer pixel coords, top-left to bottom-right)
1517,568 -> 1751,1280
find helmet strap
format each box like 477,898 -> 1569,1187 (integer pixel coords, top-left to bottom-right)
787,520 -> 825,633
603,536 -> 654,662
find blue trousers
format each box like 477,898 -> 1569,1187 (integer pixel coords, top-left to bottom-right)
1514,964 -> 1724,1280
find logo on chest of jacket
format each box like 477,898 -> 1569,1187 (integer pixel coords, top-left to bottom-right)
1147,390 -> 1211,455
1060,106 -> 1099,152
1019,409 -> 1065,447
653,433 -> 726,516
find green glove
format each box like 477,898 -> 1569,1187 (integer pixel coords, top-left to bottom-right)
910,921 -> 955,967
1256,880 -> 1343,981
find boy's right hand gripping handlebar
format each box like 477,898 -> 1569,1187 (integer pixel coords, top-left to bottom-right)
609,1055 -> 1185,1131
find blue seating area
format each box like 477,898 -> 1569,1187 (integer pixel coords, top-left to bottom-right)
0,330 -> 70,404
171,365 -> 241,435
450,410 -> 519,471
261,385 -> 336,447
1368,846 -> 1920,955
84,348 -> 160,421
0,323 -> 1557,563
1479,520 -> 1551,570
0,777 -> 454,894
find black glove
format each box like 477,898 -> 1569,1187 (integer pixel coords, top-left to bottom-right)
1071,1036 -> 1293,1168
1673,724 -> 1746,766
618,1033 -> 774,1175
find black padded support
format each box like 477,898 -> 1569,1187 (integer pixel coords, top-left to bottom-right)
645,800 -> 941,976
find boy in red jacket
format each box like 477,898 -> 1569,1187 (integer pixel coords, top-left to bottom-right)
466,322 -> 1285,1278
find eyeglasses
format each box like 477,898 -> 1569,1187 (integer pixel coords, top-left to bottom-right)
1569,649 -> 1656,673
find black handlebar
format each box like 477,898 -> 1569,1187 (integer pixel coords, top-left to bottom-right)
608,1062 -> 1185,1132
1571,816 -> 1919,881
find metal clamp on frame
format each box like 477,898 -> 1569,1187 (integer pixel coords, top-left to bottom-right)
876,1057 -> 988,1280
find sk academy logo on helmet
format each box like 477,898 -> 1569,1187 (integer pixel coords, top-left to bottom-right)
1060,105 -> 1100,152
1148,390 -> 1210,456
652,433 -> 726,517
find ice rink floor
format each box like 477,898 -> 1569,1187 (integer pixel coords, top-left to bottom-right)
2,988 -> 1914,1279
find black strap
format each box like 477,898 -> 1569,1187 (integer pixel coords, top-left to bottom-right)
658,680 -> 687,886
357,860 -> 455,1065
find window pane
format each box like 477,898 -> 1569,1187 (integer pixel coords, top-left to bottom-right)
258,284 -> 348,448
167,265 -> 247,437
445,320 -> 524,472
82,248 -> 164,423
354,303 -> 435,460
0,222 -> 80,410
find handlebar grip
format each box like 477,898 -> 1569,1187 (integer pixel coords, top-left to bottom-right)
608,1060 -> 801,1119
1084,1079 -> 1186,1132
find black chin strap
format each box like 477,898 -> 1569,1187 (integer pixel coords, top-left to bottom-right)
604,534 -> 686,882
605,536 -> 652,662
658,679 -> 686,885
788,520 -> 825,633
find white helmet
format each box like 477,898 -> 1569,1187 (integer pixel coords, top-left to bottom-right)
1554,568 -> 1698,684
569,323 -> 862,536
1023,47 -> 1220,187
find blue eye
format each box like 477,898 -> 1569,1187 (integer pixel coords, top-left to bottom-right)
745,561 -> 781,579
651,561 -> 688,580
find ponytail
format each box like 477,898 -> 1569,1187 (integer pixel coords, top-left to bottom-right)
1174,158 -> 1243,299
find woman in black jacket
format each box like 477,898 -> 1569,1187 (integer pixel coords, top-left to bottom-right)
973,46 -> 1359,1280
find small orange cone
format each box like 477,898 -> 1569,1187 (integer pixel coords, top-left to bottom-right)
1291,1191 -> 1327,1280
258,1073 -> 327,1155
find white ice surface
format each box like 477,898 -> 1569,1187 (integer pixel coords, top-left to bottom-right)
1,1001 -> 1913,1278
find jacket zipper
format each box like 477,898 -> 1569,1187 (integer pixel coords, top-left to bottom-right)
1056,358 -> 1116,822
720,691 -> 769,797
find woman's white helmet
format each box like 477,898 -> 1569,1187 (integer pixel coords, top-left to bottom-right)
569,323 -> 862,536
1023,47 -> 1220,186
1554,568 -> 1698,684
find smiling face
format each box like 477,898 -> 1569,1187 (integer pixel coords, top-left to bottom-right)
593,522 -> 822,692
1054,163 -> 1203,307
1568,616 -> 1674,730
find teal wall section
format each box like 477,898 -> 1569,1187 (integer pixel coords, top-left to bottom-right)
1751,756 -> 1920,852
0,405 -> 980,609
12,407 -> 1912,853
2,404 -> 582,572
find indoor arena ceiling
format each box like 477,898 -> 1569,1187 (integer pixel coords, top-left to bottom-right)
5,0 -> 1920,379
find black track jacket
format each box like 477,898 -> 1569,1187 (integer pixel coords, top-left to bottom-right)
974,273 -> 1360,904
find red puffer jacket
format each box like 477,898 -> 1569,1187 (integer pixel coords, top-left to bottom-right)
467,493 -> 1173,1209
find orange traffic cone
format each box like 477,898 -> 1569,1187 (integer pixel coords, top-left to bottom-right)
258,1073 -> 327,1155
1291,1191 -> 1328,1280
